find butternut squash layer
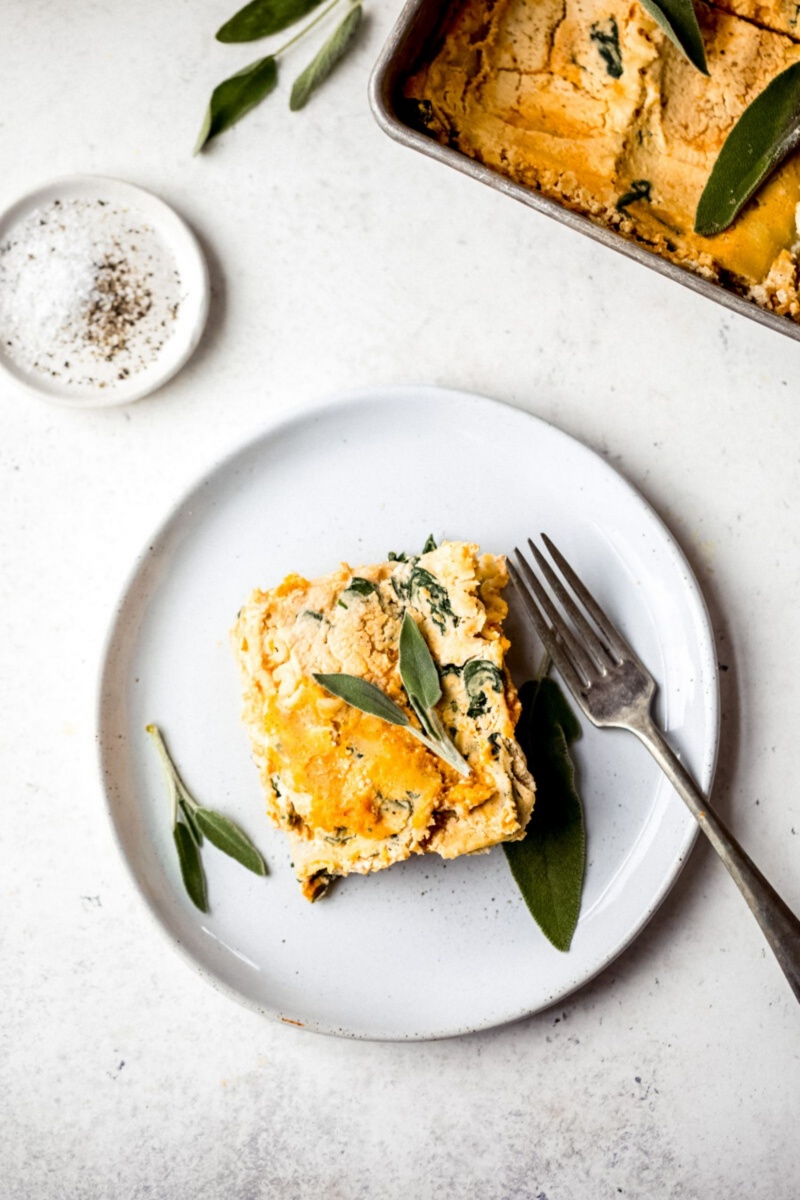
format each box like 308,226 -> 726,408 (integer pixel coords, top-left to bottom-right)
232,542 -> 535,899
404,0 -> 800,320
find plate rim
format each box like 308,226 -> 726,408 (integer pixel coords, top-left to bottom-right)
0,173 -> 210,408
96,385 -> 720,1039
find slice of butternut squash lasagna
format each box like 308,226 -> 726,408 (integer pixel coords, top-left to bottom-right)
232,540 -> 535,899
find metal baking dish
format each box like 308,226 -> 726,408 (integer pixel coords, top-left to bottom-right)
368,0 -> 800,343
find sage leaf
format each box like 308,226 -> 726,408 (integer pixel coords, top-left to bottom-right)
504,678 -> 585,952
315,635 -> 470,777
174,823 -> 208,912
148,722 -> 268,907
179,797 -> 204,846
217,0 -> 325,42
194,809 -> 267,875
290,4 -> 363,111
638,0 -> 707,76
695,62 -> 800,235
195,55 -> 278,153
398,612 -> 441,713
417,704 -> 471,776
313,672 -> 411,726
397,614 -> 470,776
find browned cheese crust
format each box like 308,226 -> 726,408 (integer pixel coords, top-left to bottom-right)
404,0 -> 800,320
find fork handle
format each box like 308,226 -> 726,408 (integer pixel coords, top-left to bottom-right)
632,715 -> 800,1003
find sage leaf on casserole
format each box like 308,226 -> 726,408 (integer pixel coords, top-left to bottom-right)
638,0 -> 708,76
217,0 -> 325,42
397,613 -> 471,776
194,809 -> 268,875
313,673 -> 412,726
174,823 -> 209,912
398,610 -> 442,716
314,614 -> 470,777
195,55 -> 278,153
695,61 -> 800,235
504,678 -> 586,952
290,3 -> 363,110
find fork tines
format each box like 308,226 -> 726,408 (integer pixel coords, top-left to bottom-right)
508,535 -> 635,690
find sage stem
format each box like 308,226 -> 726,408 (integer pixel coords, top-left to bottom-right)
274,0 -> 346,58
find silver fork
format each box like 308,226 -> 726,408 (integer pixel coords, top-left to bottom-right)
509,534 -> 800,1003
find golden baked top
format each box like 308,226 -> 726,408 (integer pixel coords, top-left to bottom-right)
404,0 -> 800,320
232,541 -> 535,899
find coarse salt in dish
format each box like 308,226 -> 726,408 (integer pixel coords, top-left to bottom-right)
0,177 -> 209,407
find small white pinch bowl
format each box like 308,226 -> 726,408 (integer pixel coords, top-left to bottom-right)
0,175 -> 209,408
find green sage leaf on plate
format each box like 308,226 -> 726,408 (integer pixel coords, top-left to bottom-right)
314,672 -> 411,726
179,796 -> 204,845
174,823 -> 208,912
195,55 -> 278,153
638,0 -> 708,76
148,722 -> 268,910
290,3 -> 363,111
695,61 -> 800,235
217,0 -> 325,42
504,677 -> 585,952
194,808 -> 268,875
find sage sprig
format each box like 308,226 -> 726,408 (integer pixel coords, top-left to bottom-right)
196,0 -> 364,152
314,613 -> 471,776
398,611 -> 470,775
173,823 -> 208,911
695,62 -> 800,235
195,56 -> 278,154
217,0 -> 326,42
504,670 -> 586,952
290,4 -> 363,110
312,673 -> 413,726
146,724 -> 267,912
639,0 -> 707,76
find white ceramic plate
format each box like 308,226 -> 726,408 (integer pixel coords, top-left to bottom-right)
97,387 -> 719,1039
0,175 -> 208,406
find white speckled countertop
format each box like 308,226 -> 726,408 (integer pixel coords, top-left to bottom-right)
1,1 -> 799,1195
